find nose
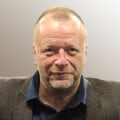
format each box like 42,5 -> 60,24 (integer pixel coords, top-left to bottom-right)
54,49 -> 68,67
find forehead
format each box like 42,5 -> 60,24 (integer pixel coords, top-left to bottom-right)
34,14 -> 85,45
38,13 -> 82,30
39,20 -> 82,36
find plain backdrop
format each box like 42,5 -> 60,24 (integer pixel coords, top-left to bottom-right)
0,0 -> 120,80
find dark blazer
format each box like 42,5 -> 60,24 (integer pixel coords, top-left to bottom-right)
0,77 -> 120,120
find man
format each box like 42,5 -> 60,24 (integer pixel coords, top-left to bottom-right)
0,6 -> 120,120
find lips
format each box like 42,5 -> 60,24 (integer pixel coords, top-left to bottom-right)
50,72 -> 72,75
49,72 -> 73,77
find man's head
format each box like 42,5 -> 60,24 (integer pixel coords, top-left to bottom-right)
32,6 -> 87,91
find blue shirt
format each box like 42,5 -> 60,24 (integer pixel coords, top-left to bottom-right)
27,71 -> 87,120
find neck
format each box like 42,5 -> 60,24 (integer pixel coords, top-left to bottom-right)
39,81 -> 80,112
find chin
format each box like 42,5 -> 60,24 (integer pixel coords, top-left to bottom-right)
49,79 -> 74,89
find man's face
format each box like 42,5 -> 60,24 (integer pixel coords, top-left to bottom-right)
33,15 -> 87,90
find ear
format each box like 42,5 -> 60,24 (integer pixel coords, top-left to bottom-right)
32,43 -> 37,65
84,43 -> 88,56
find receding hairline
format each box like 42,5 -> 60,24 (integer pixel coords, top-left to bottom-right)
34,6 -> 87,42
35,6 -> 85,27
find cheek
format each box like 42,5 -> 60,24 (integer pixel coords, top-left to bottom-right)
70,55 -> 85,71
37,56 -> 57,69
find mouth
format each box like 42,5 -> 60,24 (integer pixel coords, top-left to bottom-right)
49,72 -> 73,80
50,72 -> 72,75
49,72 -> 73,78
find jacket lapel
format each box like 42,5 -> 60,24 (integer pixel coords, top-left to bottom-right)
86,79 -> 104,120
13,78 -> 32,120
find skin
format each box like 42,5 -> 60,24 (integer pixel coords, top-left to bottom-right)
33,14 -> 87,111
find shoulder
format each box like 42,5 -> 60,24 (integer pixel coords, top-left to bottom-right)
0,76 -> 32,109
86,77 -> 120,89
86,77 -> 120,107
0,76 -> 32,91
0,76 -> 31,83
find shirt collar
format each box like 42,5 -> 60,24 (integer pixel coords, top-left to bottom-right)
79,75 -> 87,105
26,71 -> 39,101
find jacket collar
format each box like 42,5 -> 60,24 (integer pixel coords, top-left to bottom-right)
13,77 -> 32,120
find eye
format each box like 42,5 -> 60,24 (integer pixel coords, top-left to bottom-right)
44,47 -> 55,56
70,47 -> 77,51
68,47 -> 78,55
69,47 -> 78,52
45,48 -> 53,52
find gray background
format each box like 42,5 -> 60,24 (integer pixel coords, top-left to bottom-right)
0,0 -> 120,80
